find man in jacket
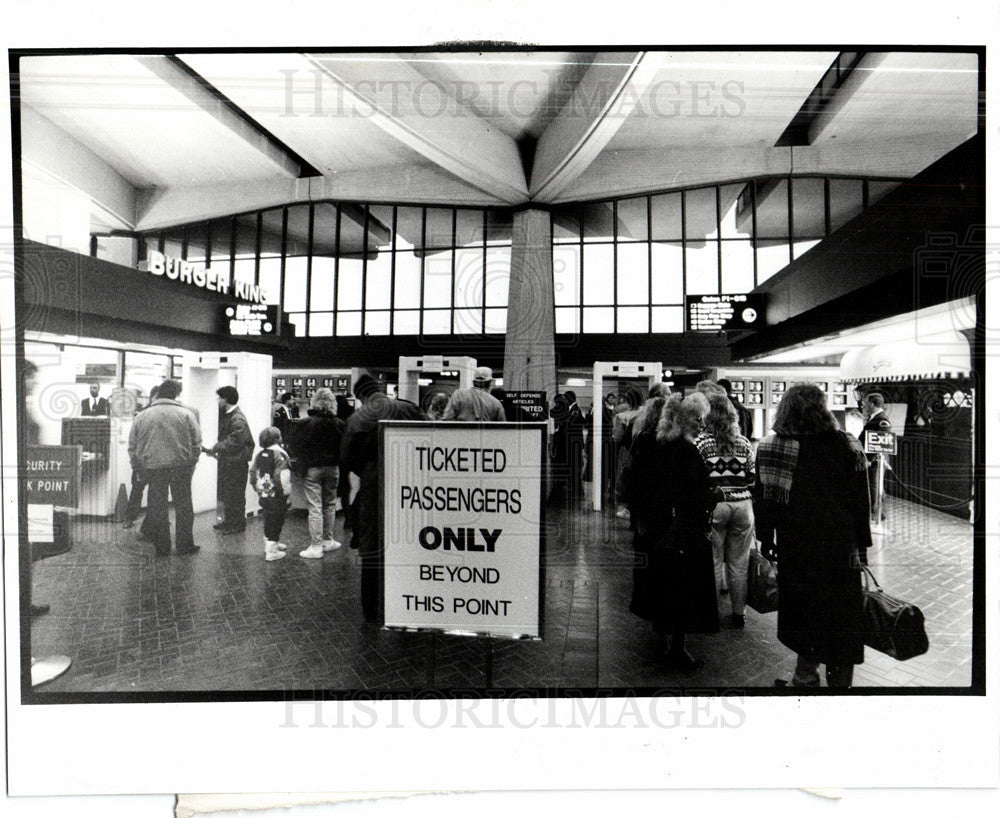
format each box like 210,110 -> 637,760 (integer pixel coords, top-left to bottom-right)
341,374 -> 425,621
128,379 -> 203,555
859,393 -> 893,520
562,390 -> 586,502
441,366 -> 506,422
80,383 -> 109,416
206,385 -> 255,534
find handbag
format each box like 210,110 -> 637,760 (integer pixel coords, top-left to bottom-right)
746,543 -> 779,613
860,564 -> 929,661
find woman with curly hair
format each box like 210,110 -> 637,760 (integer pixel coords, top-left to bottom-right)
627,390 -> 718,669
696,393 -> 756,628
296,388 -> 345,559
755,383 -> 871,688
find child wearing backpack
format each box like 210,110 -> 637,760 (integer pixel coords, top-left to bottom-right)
249,426 -> 293,562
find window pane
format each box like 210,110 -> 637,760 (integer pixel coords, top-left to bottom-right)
685,241 -> 719,295
283,204 -> 311,258
616,306 -> 649,333
366,251 -> 392,310
394,310 -> 420,334
310,257 -> 335,311
312,203 -> 338,258
425,208 -> 454,248
484,307 -> 507,334
233,256 -> 256,292
650,192 -> 682,240
394,250 -> 422,309
616,243 -> 649,305
829,179 -> 864,233
485,210 -> 512,245
337,258 -> 363,310
720,240 -> 754,293
616,197 -> 648,242
208,219 -> 233,270
365,311 -> 391,336
455,209 -> 485,246
455,308 -> 483,335
754,179 -> 790,239
582,202 -> 615,242
163,236 -> 183,258
650,242 -> 683,303
583,306 -> 614,333
756,239 -> 790,284
684,187 -> 718,241
792,178 -> 826,240
555,306 -> 580,334
582,244 -> 614,304
651,306 -> 683,333
184,224 -> 208,263
258,255 -> 281,305
395,207 -> 423,250
552,206 -> 581,243
484,247 -> 510,307
309,312 -> 333,337
553,245 -> 580,306
719,184 -> 752,239
336,312 -> 361,336
454,246 -> 484,310
288,312 -> 307,337
423,249 -> 453,308
283,256 -> 307,312
792,239 -> 821,260
423,309 -> 451,335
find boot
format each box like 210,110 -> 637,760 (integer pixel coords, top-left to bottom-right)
264,539 -> 286,562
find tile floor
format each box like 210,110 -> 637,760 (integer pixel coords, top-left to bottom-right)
28,494 -> 976,695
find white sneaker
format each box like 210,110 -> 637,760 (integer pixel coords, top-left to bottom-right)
299,544 -> 325,559
322,539 -> 342,552
274,542 -> 288,550
265,542 -> 286,562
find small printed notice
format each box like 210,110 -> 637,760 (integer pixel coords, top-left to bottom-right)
381,422 -> 545,639
27,503 -> 54,544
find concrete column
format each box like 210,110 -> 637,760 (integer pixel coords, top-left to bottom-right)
503,208 -> 556,403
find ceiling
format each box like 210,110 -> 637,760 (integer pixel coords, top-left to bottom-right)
16,49 -> 981,232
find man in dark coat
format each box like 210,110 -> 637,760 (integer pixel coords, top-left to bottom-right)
562,391 -> 586,502
859,393 -> 893,519
206,385 -> 255,534
341,374 -> 425,621
80,383 -> 109,416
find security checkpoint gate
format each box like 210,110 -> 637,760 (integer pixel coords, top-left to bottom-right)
396,355 -> 478,405
590,361 -> 662,512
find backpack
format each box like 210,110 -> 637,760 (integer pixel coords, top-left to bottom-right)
253,449 -> 283,499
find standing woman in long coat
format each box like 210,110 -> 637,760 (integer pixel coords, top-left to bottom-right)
649,391 -> 719,669
755,383 -> 871,688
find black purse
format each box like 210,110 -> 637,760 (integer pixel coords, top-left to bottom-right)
746,543 -> 779,614
860,564 -> 929,661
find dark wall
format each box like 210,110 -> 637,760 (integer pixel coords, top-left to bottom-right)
17,240 -> 290,354
735,134 -> 985,359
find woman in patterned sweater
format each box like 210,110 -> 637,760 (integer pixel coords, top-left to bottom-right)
695,393 -> 757,628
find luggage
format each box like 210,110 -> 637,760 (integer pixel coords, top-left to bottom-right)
747,544 -> 779,613
860,564 -> 929,661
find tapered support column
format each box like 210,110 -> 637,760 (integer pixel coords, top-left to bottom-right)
503,209 -> 556,403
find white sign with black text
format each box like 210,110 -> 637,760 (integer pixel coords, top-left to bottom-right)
380,421 -> 545,639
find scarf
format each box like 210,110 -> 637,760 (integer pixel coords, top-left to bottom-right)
756,430 -> 867,505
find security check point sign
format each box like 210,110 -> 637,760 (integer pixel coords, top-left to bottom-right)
381,421 -> 545,639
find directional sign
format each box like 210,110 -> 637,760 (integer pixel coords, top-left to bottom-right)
865,430 -> 897,456
686,293 -> 766,332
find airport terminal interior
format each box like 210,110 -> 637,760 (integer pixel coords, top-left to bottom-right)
14,48 -> 983,693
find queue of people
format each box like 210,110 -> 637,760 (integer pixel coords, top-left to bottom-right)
615,378 -> 876,687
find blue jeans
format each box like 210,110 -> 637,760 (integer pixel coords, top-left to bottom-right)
709,498 -> 754,616
303,466 -> 338,544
